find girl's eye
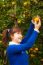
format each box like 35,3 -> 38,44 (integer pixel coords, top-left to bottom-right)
17,32 -> 20,34
17,32 -> 19,34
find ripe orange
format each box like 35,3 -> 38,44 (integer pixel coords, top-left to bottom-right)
33,16 -> 40,23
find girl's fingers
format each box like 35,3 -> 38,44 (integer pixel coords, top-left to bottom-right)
38,19 -> 41,26
35,21 -> 37,24
31,20 -> 35,24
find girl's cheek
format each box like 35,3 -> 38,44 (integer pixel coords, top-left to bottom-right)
13,33 -> 22,40
14,33 -> 19,39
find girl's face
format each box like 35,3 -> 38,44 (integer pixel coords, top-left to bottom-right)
11,32 -> 23,43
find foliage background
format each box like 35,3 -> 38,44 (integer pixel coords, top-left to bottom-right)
0,0 -> 43,65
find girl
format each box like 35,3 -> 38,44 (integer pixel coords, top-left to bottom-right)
2,19 -> 41,65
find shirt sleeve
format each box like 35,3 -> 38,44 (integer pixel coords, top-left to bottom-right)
7,30 -> 39,54
34,28 -> 40,33
20,22 -> 34,44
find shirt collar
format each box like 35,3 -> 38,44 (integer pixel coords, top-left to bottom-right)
9,41 -> 20,45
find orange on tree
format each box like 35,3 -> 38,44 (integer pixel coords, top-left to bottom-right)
33,15 -> 40,23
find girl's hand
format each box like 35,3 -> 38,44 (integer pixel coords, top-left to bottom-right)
34,19 -> 41,30
31,15 -> 41,25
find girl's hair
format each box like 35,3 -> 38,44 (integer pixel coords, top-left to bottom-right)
2,27 -> 22,47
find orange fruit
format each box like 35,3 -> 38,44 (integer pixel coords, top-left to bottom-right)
34,17 -> 39,22
33,16 -> 40,23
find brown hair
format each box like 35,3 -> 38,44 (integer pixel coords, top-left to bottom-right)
2,27 -> 22,47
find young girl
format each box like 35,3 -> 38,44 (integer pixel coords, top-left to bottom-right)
2,19 -> 41,65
